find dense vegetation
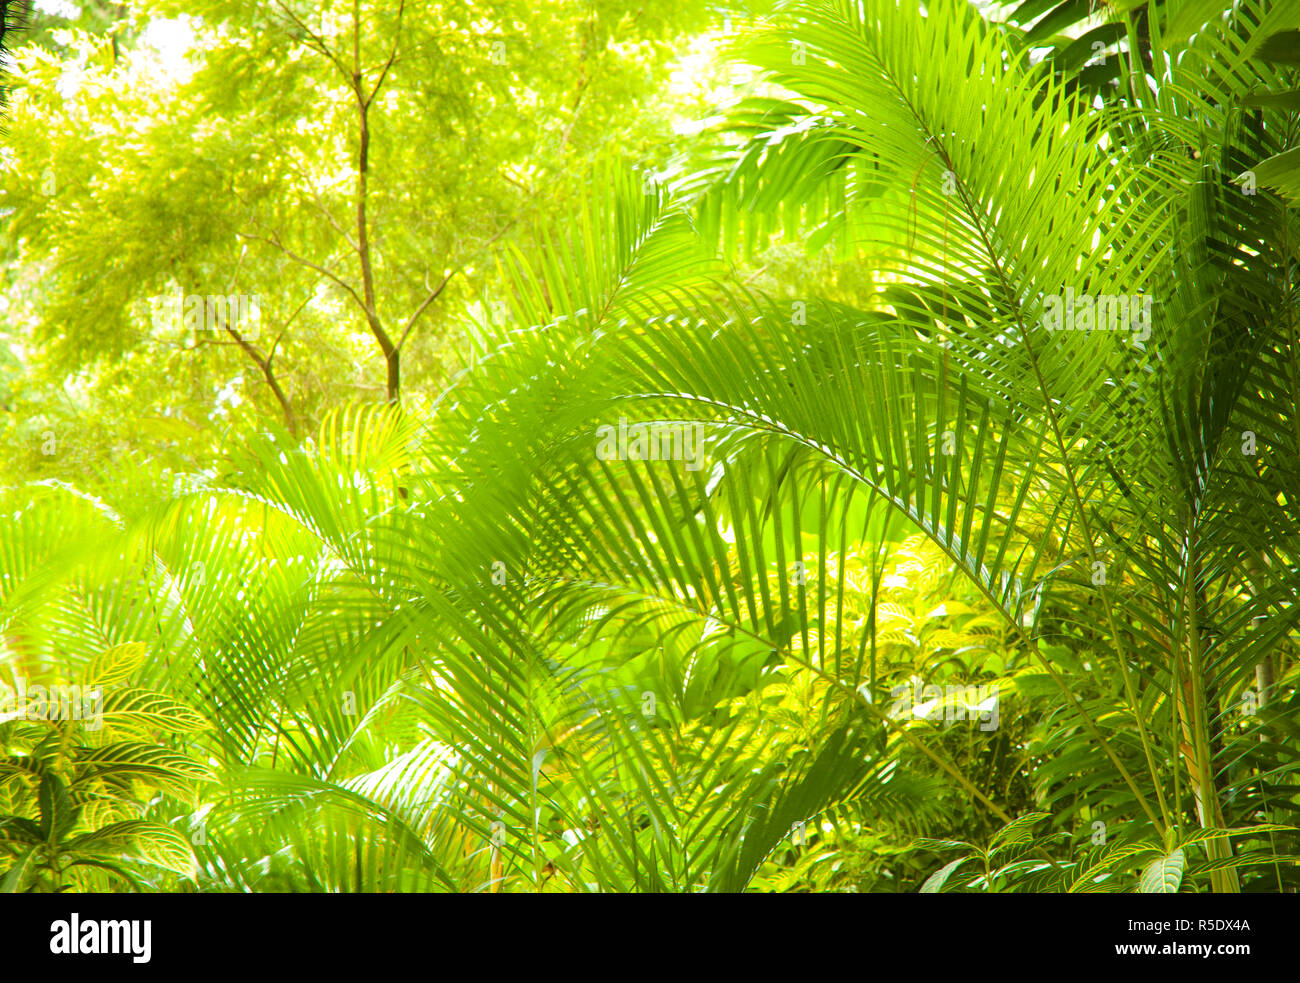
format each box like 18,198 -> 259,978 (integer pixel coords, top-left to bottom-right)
0,0 -> 1298,893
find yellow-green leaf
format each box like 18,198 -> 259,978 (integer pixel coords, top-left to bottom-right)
68,820 -> 197,878
100,689 -> 210,735
85,642 -> 148,688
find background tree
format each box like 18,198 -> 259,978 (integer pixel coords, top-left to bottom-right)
0,0 -> 723,480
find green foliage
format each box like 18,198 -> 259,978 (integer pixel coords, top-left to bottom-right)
0,643 -> 213,891
0,0 -> 1296,893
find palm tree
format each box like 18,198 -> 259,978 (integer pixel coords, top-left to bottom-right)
0,1 -> 25,118
436,0 -> 1300,890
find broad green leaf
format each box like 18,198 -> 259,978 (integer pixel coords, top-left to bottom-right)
0,816 -> 43,844
0,756 -> 42,789
65,858 -> 145,891
0,847 -> 41,893
1138,849 -> 1185,894
921,856 -> 969,893
125,824 -> 199,879
85,642 -> 148,688
37,774 -> 80,840
99,689 -> 210,735
910,837 -> 976,852
1177,824 -> 1298,848
75,743 -> 215,783
989,812 -> 1052,853
68,820 -> 197,878
71,743 -> 214,805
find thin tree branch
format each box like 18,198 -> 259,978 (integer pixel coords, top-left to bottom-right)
303,186 -> 360,252
273,0 -> 352,85
236,230 -> 367,315
394,218 -> 518,353
363,0 -> 404,110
